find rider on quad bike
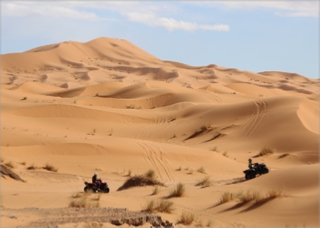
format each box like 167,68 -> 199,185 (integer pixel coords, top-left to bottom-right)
92,172 -> 100,189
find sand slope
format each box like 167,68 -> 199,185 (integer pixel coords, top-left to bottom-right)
1,37 -> 319,228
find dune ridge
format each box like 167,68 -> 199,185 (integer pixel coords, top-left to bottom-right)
1,37 -> 319,228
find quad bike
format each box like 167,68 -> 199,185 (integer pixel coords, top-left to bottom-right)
84,179 -> 110,193
243,163 -> 269,180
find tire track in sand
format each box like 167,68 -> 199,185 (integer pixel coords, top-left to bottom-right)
237,99 -> 268,140
135,141 -> 174,182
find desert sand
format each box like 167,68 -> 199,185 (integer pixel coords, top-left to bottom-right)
1,37 -> 319,228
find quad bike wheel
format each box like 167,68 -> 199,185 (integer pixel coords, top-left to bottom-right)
245,171 -> 256,180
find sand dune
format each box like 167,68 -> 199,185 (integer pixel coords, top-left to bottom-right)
1,37 -> 319,228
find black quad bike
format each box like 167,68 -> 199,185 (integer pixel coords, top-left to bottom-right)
243,163 -> 269,180
84,179 -> 110,193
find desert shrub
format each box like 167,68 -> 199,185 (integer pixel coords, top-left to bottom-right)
206,219 -> 213,227
42,163 -> 58,172
27,164 -> 38,170
218,191 -> 235,205
187,169 -> 193,175
20,161 -> 26,166
237,190 -> 261,203
169,183 -> 185,197
176,166 -> 181,171
142,199 -> 174,214
196,176 -> 212,188
117,174 -> 164,191
151,186 -> 159,195
266,188 -> 286,199
4,161 -> 15,169
257,146 -> 275,157
211,146 -> 219,152
197,166 -> 206,174
145,169 -> 156,180
222,151 -> 229,157
177,212 -> 195,225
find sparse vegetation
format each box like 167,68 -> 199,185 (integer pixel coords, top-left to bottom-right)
211,146 -> 219,152
187,169 -> 193,175
278,153 -> 289,159
218,191 -> 235,205
176,166 -> 181,171
151,186 -> 159,195
21,97 -> 27,101
117,173 -> 165,191
169,182 -> 185,198
256,146 -> 276,157
196,176 -> 212,188
206,220 -> 213,227
185,124 -> 213,141
145,169 -> 156,180
197,166 -> 206,174
27,164 -> 38,170
266,188 -> 286,199
42,163 -> 58,172
176,212 -> 195,225
126,104 -> 135,109
4,161 -> 15,169
237,190 -> 262,203
142,199 -> 174,214
20,161 -> 26,166
217,188 -> 287,206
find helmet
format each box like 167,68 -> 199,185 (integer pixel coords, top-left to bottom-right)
94,172 -> 98,176
248,158 -> 252,162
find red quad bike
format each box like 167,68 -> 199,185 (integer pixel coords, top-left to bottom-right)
243,163 -> 269,180
84,179 -> 110,193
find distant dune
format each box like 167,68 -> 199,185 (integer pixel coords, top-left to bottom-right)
1,37 -> 319,228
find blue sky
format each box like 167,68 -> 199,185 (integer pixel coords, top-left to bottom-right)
1,1 -> 319,79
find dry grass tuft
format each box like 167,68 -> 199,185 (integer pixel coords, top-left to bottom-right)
169,182 -> 185,198
142,199 -> 174,214
266,188 -> 286,199
196,176 -> 212,188
218,191 -> 235,205
237,190 -> 262,203
117,174 -> 165,191
27,164 -> 38,170
145,169 -> 156,180
197,166 -> 206,174
177,212 -> 195,225
42,163 -> 58,172
256,146 -> 276,157
4,161 -> 15,169
151,186 -> 160,195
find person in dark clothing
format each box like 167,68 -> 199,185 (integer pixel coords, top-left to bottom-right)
92,172 -> 100,190
248,158 -> 254,169
92,172 -> 98,183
